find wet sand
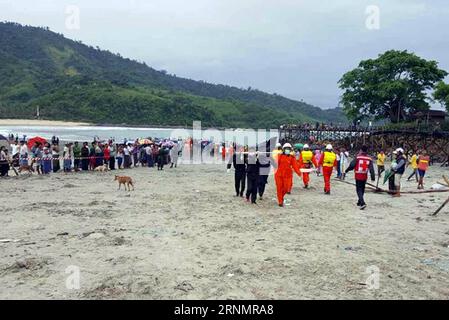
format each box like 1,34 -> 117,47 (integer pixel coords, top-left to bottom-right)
1,163 -> 449,299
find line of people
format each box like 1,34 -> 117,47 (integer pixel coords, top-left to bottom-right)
229,142 -> 433,210
2,138 -> 182,176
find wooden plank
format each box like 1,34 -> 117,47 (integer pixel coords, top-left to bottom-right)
432,196 -> 449,216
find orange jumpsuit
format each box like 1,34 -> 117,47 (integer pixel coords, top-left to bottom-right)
275,154 -> 301,205
221,145 -> 226,161
319,151 -> 337,193
298,150 -> 318,187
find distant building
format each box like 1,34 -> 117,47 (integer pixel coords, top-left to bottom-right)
412,110 -> 447,124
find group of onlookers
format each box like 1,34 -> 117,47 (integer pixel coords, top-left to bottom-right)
0,137 -> 182,176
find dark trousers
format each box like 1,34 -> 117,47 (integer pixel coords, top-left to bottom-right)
377,165 -> 385,177
356,179 -> 367,206
258,175 -> 268,197
147,154 -> 154,167
109,156 -> 115,170
81,158 -> 89,171
157,155 -> 164,170
0,162 -> 9,176
407,169 -> 418,182
74,159 -> 80,170
235,171 -> 246,196
124,155 -> 131,168
52,158 -> 60,173
388,174 -> 395,192
246,174 -> 259,203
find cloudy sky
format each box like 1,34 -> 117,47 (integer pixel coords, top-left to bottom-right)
1,0 -> 448,109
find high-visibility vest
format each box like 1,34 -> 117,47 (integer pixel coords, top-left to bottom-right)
301,150 -> 314,164
377,153 -> 385,166
323,151 -> 336,167
355,155 -> 372,180
418,156 -> 430,171
410,154 -> 418,169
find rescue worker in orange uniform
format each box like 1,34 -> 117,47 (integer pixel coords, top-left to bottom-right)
318,144 -> 337,194
221,143 -> 226,161
298,144 -> 318,189
274,143 -> 301,207
417,150 -> 430,190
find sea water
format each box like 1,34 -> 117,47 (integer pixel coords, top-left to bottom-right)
0,125 -> 279,144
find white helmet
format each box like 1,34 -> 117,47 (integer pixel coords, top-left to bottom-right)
396,148 -> 404,154
275,143 -> 282,148
303,144 -> 310,149
326,144 -> 333,150
283,143 -> 292,149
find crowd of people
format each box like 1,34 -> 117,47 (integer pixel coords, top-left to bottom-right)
0,136 -> 182,176
0,133 -> 436,212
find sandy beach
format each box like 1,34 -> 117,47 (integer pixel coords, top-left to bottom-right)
1,163 -> 449,299
0,119 -> 91,127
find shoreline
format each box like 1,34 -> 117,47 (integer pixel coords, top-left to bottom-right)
0,119 -> 92,127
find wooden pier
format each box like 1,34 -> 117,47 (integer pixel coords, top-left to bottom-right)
279,125 -> 449,164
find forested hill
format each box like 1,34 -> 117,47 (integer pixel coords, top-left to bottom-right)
0,22 -> 347,128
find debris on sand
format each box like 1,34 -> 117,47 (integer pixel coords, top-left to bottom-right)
174,281 -> 194,292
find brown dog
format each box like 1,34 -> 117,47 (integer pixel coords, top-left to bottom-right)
18,165 -> 34,174
114,175 -> 134,191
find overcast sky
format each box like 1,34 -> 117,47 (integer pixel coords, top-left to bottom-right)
1,0 -> 448,109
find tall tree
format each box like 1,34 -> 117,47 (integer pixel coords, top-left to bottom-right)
339,50 -> 448,123
434,82 -> 449,112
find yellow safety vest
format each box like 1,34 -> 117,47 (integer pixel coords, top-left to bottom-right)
377,153 -> 385,166
410,154 -> 418,169
323,151 -> 336,167
301,150 -> 313,164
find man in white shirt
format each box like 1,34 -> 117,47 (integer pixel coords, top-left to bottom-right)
19,141 -> 29,166
10,141 -> 19,157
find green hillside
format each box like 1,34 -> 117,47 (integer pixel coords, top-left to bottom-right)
0,22 -> 347,128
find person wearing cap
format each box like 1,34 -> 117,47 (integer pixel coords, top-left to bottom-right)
274,143 -> 301,207
318,144 -> 337,194
298,144 -> 318,189
391,148 -> 407,197
42,146 -> 52,174
345,145 -> 375,210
